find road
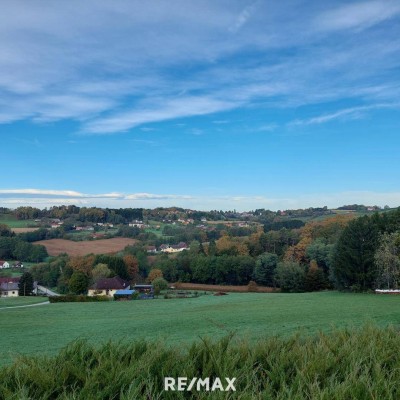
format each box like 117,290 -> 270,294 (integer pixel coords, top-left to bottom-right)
36,285 -> 60,296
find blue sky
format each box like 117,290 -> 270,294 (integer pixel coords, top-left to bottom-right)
1,0 -> 400,211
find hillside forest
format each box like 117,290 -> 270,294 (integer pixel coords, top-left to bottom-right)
0,205 -> 399,294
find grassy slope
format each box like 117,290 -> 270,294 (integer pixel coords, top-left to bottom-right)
1,291 -> 400,366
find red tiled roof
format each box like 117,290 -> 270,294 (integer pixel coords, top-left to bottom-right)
0,277 -> 19,284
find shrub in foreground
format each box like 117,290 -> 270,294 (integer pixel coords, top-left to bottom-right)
1,325 -> 400,399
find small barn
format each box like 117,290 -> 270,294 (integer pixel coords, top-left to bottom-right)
134,284 -> 154,299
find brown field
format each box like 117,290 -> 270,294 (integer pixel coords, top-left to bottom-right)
34,238 -> 138,256
11,227 -> 40,233
173,282 -> 279,293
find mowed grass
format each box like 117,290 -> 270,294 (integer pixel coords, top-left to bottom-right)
0,297 -> 47,308
1,291 -> 400,366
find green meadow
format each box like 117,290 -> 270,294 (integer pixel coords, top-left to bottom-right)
0,214 -> 38,228
1,291 -> 400,367
0,297 -> 47,308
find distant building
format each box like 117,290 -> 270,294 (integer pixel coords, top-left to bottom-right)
133,284 -> 154,299
159,242 -> 189,253
147,246 -> 157,253
12,261 -> 24,268
0,277 -> 37,297
88,276 -> 130,297
0,261 -> 10,269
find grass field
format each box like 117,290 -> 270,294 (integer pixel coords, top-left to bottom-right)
0,214 -> 39,228
33,237 -> 138,256
1,291 -> 399,367
0,297 -> 47,308
2,324 -> 399,399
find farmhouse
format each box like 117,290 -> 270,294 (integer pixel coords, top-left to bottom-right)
88,276 -> 130,297
0,278 -> 20,297
0,277 -> 37,297
0,261 -> 10,269
160,242 -> 189,253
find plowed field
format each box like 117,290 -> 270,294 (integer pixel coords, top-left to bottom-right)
34,238 -> 137,256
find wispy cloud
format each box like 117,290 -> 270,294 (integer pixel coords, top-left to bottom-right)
124,193 -> 193,200
0,1 -> 399,134
82,96 -> 238,134
289,103 -> 400,126
229,0 -> 260,33
315,1 -> 400,32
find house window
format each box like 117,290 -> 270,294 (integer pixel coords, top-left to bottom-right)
12,291 -> 15,294
4,292 -> 8,296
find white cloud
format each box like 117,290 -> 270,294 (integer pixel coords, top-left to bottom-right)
0,189 -> 123,199
0,188 -> 399,211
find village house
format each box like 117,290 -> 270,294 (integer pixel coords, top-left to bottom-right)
0,277 -> 37,297
88,276 -> 130,297
0,261 -> 10,269
129,220 -> 145,228
0,279 -> 19,297
12,261 -> 24,268
146,246 -> 157,254
159,242 -> 189,253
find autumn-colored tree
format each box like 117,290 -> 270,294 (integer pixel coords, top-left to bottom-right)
123,254 -> 139,280
246,232 -> 264,256
284,216 -> 354,265
247,280 -> 258,292
305,260 -> 327,291
67,255 -> 95,276
284,236 -> 312,264
305,215 -> 354,243
216,235 -> 249,256
147,268 -> 163,283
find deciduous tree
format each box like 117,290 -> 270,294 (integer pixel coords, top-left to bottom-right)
147,268 -> 163,283
374,232 -> 400,289
69,271 -> 89,294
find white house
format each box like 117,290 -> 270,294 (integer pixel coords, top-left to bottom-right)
0,261 -> 10,269
88,276 -> 130,297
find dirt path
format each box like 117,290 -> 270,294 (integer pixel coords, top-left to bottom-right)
0,301 -> 50,310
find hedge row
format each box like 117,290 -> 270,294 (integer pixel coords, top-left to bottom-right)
48,295 -> 110,303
